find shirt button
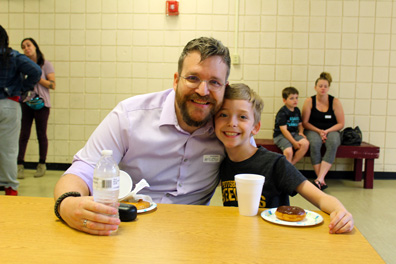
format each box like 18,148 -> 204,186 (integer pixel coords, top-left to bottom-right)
166,194 -> 170,197
183,159 -> 188,162
178,183 -> 182,187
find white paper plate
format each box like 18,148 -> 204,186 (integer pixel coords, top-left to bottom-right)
118,170 -> 133,200
138,202 -> 157,213
261,208 -> 323,227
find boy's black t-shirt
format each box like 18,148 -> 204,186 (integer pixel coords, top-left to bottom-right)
220,146 -> 307,209
273,105 -> 302,138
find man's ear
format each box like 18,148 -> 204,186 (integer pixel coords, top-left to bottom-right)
173,72 -> 179,91
282,98 -> 286,103
251,121 -> 261,136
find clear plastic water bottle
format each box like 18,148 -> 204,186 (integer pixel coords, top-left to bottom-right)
93,150 -> 120,221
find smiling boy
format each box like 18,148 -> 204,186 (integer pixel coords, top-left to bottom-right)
215,83 -> 354,234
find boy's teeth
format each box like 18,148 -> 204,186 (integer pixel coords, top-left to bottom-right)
225,132 -> 238,136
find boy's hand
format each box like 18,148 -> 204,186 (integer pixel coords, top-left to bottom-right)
298,132 -> 307,139
328,209 -> 354,234
292,142 -> 301,150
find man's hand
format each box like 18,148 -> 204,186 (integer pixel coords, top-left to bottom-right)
59,196 -> 120,236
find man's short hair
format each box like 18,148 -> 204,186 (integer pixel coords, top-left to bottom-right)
282,87 -> 299,100
178,37 -> 231,80
224,83 -> 264,125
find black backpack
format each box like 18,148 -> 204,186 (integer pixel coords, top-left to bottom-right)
340,126 -> 362,146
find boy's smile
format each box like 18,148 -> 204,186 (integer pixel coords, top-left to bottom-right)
215,99 -> 260,157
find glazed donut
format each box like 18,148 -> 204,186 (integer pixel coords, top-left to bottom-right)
275,206 -> 306,222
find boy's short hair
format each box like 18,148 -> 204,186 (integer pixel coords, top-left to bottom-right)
282,87 -> 299,100
224,83 -> 264,125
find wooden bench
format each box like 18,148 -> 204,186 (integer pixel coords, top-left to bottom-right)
255,139 -> 380,189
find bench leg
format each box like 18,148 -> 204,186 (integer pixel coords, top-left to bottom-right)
353,159 -> 363,181
364,159 -> 374,189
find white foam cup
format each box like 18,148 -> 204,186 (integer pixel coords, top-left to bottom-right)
234,174 -> 265,216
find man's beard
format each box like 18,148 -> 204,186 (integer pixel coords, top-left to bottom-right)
175,88 -> 217,128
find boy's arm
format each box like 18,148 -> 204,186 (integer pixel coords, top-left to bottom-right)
295,180 -> 354,234
279,125 -> 300,149
297,122 -> 306,138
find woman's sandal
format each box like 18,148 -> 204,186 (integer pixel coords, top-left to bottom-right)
313,180 -> 328,190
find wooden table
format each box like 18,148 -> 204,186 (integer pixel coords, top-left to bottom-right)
0,196 -> 384,263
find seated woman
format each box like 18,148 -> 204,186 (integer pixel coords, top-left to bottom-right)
302,72 -> 344,190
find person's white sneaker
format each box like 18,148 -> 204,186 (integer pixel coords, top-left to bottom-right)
34,163 -> 46,178
17,165 -> 24,179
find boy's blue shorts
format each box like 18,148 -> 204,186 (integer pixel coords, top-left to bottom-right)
273,133 -> 305,151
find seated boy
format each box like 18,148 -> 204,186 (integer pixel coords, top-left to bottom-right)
273,87 -> 309,165
215,83 -> 354,234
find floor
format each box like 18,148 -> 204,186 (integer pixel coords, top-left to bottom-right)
3,169 -> 395,263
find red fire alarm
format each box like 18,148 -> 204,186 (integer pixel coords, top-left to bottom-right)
166,1 -> 179,16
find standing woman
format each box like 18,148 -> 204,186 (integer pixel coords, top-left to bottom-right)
302,72 -> 344,190
17,38 -> 55,179
0,26 -> 41,195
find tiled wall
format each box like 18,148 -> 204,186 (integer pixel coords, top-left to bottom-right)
1,0 -> 395,172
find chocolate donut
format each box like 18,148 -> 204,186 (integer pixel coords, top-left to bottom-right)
275,206 -> 306,222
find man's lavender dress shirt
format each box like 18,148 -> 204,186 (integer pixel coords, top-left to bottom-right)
64,89 -> 225,205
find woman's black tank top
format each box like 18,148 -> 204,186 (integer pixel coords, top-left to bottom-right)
308,95 -> 337,130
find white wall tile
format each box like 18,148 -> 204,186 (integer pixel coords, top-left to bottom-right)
359,18 -> 375,33
358,34 -> 374,50
386,116 -> 396,132
70,30 -> 85,45
261,0 -> 277,15
85,46 -> 100,61
371,100 -> 387,116
101,14 -> 117,29
277,16 -> 292,32
385,133 -> 396,148
119,0 -> 134,13
101,46 -> 116,61
387,100 -> 396,115
102,0 -> 117,14
293,33 -> 308,48
360,1 -> 376,17
374,34 -> 391,50
86,14 -> 101,29
277,0 -> 293,16
310,17 -> 325,32
40,0 -> 55,13
376,2 -> 392,18
376,18 -> 391,34
294,0 -> 309,16
86,0 -> 101,13
371,83 -> 388,99
55,0 -> 70,13
293,16 -> 309,32
370,116 -> 386,131
24,0 -> 39,13
70,0 -> 85,13
292,49 -> 308,65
